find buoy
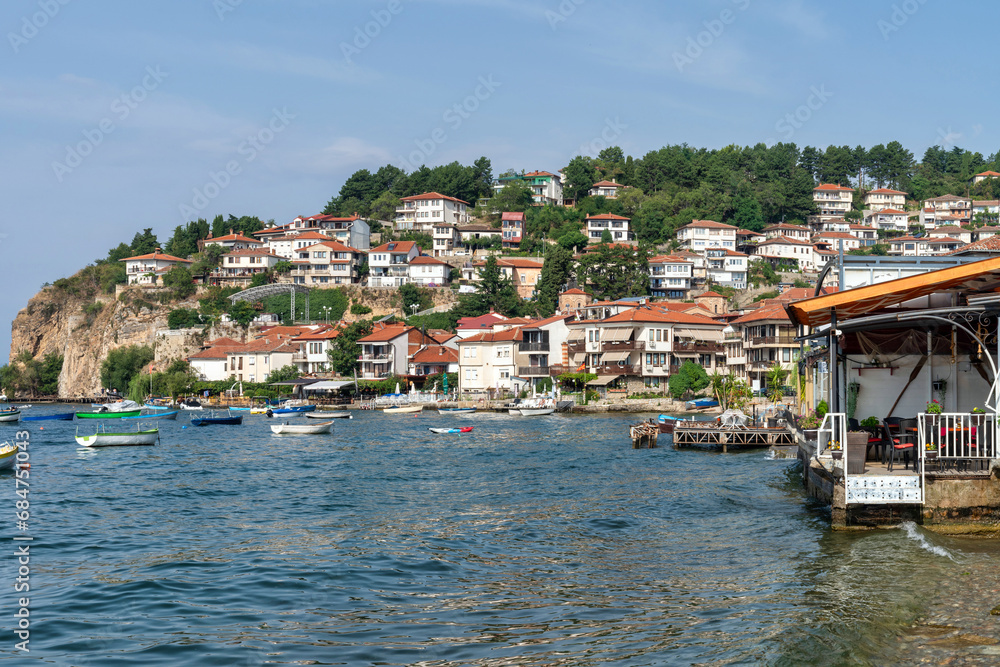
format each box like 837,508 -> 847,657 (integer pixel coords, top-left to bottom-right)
39,427 -> 43,431
182,425 -> 188,429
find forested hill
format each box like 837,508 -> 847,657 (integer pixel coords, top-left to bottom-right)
320,143 -> 1000,251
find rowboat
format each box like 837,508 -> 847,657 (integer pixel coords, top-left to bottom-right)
76,409 -> 142,419
438,407 -> 476,415
142,403 -> 173,410
271,404 -> 316,414
191,410 -> 243,426
0,442 -> 18,470
22,412 -> 75,422
305,411 -> 351,419
685,398 -> 719,409
179,399 -> 203,410
75,425 -> 159,447
518,408 -> 555,416
0,410 -> 21,423
428,427 -> 473,434
120,410 -> 179,421
270,421 -> 333,435
657,414 -> 685,434
230,406 -> 271,414
383,405 -> 422,414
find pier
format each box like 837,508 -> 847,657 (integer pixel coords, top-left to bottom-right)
673,423 -> 795,452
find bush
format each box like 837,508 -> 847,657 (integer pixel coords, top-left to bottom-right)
167,308 -> 202,329
350,303 -> 372,315
816,400 -> 828,418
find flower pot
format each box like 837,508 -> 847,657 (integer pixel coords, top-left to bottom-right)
846,432 -> 869,474
804,429 -> 819,441
925,450 -> 938,460
831,450 -> 843,460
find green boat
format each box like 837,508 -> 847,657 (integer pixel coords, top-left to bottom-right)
75,410 -> 142,419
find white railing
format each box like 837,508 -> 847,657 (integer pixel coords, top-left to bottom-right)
917,412 -> 998,467
817,411 -> 847,461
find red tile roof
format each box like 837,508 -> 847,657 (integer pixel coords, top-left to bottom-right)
456,313 -> 508,330
205,232 -> 261,244
680,219 -> 737,230
298,240 -> 364,254
459,329 -> 522,343
120,251 -> 192,263
591,180 -> 625,188
409,256 -> 452,266
874,208 -> 907,215
732,303 -> 791,324
223,248 -> 283,258
586,213 -> 630,221
501,212 -> 525,221
759,236 -> 811,246
400,191 -> 470,205
976,171 -> 1000,177
561,287 -> 588,295
410,346 -> 458,364
371,240 -> 418,254
814,183 -> 853,191
698,291 -> 725,298
866,188 -> 907,195
602,308 -> 721,326
357,323 -> 412,343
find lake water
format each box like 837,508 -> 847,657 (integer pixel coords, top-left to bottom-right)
1,407 -> 998,665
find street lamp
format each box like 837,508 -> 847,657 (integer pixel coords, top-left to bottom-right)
410,303 -> 418,317
322,306 -> 331,324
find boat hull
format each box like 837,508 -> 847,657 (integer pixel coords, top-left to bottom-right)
272,405 -> 316,414
0,411 -> 21,423
191,416 -> 243,426
23,412 -> 75,422
428,427 -> 474,434
0,443 -> 18,470
305,411 -> 351,419
383,406 -> 422,414
270,421 -> 333,434
438,408 -> 476,414
120,410 -> 179,421
75,430 -> 159,447
76,410 -> 142,419
519,409 -> 555,416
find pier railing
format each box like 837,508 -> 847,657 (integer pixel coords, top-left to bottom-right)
916,412 -> 998,467
817,411 -> 847,460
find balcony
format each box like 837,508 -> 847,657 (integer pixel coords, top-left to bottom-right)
291,352 -> 308,362
601,340 -> 645,352
749,336 -> 797,347
518,341 -> 550,352
566,341 -> 586,353
517,365 -> 564,377
724,332 -> 742,341
749,361 -> 775,371
593,364 -> 637,376
359,354 -> 392,363
673,341 -> 724,354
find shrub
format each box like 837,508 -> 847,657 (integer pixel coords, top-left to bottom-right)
816,400 -> 828,418
350,303 -> 372,315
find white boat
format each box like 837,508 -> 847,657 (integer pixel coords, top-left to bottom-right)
120,409 -> 179,421
97,399 -> 142,413
511,398 -> 556,416
75,425 -> 159,447
270,421 -> 333,434
305,411 -> 351,419
14,405 -> 31,410
438,407 -> 476,415
383,405 -> 423,414
519,408 -> 555,416
0,442 -> 18,471
0,410 -> 21,423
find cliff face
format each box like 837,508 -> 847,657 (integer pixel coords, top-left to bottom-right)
9,287 -> 193,399
10,284 -> 460,398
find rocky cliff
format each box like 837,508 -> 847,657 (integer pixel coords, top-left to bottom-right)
9,283 -> 460,398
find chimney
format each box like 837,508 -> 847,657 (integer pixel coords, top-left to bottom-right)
154,247 -> 161,254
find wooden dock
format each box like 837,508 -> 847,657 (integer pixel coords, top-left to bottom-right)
673,423 -> 795,452
630,422 -> 659,448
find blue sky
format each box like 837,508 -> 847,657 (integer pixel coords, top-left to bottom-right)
0,0 -> 995,363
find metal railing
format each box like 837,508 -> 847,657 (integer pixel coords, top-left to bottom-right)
917,412 -> 998,465
817,411 -> 847,460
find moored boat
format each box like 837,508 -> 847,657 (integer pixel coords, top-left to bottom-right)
428,426 -> 474,434
120,409 -> 179,421
270,421 -> 333,434
179,398 -> 204,410
305,411 -> 351,419
271,404 -> 316,414
22,412 -> 75,422
191,410 -> 243,426
383,405 -> 423,414
657,414 -> 684,434
685,398 -> 719,409
519,408 -> 555,416
438,407 -> 476,415
0,442 -> 18,470
76,409 -> 142,419
0,409 -> 22,423
75,425 -> 159,447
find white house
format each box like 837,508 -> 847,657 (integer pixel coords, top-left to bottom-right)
456,328 -> 521,394
928,225 -> 973,245
866,208 -> 909,232
676,220 -> 738,251
431,223 -> 460,257
921,194 -> 972,227
812,184 -> 854,223
120,248 -> 193,285
395,192 -> 471,232
863,188 -> 907,212
763,223 -> 811,241
368,241 -> 421,287
492,171 -> 564,206
814,231 -> 861,252
848,223 -> 879,247
704,248 -> 748,289
198,231 -> 263,253
408,256 -> 453,287
290,327 -> 341,374
973,171 -> 1000,184
585,213 -> 633,242
756,236 -> 817,271
587,179 -> 628,199
289,240 -> 367,286
211,249 -> 283,286
649,255 -> 693,299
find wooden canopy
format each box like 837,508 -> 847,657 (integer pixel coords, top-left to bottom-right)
785,256 -> 1000,328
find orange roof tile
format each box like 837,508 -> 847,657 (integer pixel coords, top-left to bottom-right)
400,191 -> 470,205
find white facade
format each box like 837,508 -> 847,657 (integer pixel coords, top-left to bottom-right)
863,188 -> 907,212
368,241 -> 420,287
705,248 -> 748,289
649,255 -> 693,298
757,237 -> 817,271
408,257 -> 452,287
812,184 -> 853,223
585,214 -> 633,242
866,208 -> 909,232
290,241 -> 367,286
120,250 -> 192,285
676,220 -> 738,251
395,192 -> 471,232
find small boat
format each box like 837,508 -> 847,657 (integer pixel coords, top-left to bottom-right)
0,442 -> 18,470
519,408 -> 555,416
15,405 -> 32,410
142,403 -> 174,411
438,407 -> 476,415
0,409 -> 22,423
428,427 -> 474,434
271,404 -> 316,414
510,398 -> 556,416
75,425 -> 159,447
270,421 -> 333,434
76,409 -> 141,419
657,414 -> 685,434
22,412 -> 75,422
305,411 -> 351,419
685,398 -> 719,409
191,410 -> 243,426
383,405 -> 423,414
179,398 -> 204,410
120,410 -> 179,421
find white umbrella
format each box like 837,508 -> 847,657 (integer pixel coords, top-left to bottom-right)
395,382 -> 400,396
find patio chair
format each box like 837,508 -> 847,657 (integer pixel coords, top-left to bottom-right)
883,420 -> 916,472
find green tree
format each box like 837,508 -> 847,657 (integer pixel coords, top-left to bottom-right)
328,320 -> 373,375
162,265 -> 196,299
100,345 -> 154,395
268,364 -> 301,383
228,300 -> 258,328
249,270 -> 272,287
130,228 -> 159,256
464,255 -> 523,317
534,243 -> 575,316
600,229 -> 613,244
398,283 -> 433,315
668,361 -> 710,399
563,156 -> 598,202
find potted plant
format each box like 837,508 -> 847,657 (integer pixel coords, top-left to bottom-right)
829,439 -> 842,460
925,399 -> 942,414
924,440 -> 938,460
860,416 -> 881,437
846,429 -> 870,474
800,410 -> 821,441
